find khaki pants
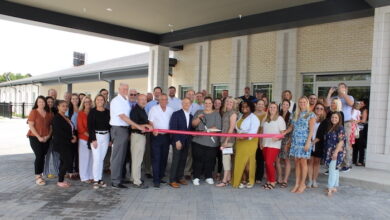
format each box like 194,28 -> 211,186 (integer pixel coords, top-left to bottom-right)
143,133 -> 152,175
342,122 -> 353,168
131,133 -> 146,185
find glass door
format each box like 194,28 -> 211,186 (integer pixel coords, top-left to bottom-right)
316,82 -> 370,101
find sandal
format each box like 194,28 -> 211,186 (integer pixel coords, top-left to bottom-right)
35,176 -> 46,186
216,182 -> 228,187
280,182 -> 288,188
98,180 -> 107,188
263,183 -> 270,189
265,183 -> 275,190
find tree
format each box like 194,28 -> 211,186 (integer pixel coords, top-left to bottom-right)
0,72 -> 31,83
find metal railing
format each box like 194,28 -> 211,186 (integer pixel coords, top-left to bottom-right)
0,102 -> 12,118
0,102 -> 34,118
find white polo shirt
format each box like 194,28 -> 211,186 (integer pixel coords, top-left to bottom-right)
148,105 -> 174,130
109,95 -> 131,126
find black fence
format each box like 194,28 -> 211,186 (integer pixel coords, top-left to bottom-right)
0,102 -> 12,118
0,102 -> 34,118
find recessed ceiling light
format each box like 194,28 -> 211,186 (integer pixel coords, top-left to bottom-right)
82,8 -> 87,13
168,24 -> 174,27
238,14 -> 242,19
106,8 -> 113,12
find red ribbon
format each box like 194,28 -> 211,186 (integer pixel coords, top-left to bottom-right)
149,129 -> 284,138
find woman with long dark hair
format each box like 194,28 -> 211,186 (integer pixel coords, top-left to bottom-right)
43,96 -> 60,179
27,96 -> 53,185
353,99 -> 369,166
324,112 -> 346,196
53,100 -> 77,188
66,93 -> 80,179
307,103 -> 326,188
276,99 -> 292,188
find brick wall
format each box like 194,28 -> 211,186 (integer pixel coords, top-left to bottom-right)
297,17 -> 373,74
248,32 -> 277,83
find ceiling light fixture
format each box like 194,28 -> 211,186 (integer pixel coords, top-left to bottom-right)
82,8 -> 87,13
106,8 -> 113,12
238,14 -> 242,19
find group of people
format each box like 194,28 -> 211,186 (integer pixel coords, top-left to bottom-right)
27,82 -> 368,196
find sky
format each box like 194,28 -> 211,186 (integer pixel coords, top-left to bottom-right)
0,18 -> 149,76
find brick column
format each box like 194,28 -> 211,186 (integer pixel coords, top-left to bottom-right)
366,6 -> 390,171
230,36 -> 248,97
274,29 -> 297,103
148,45 -> 169,92
193,42 -> 210,92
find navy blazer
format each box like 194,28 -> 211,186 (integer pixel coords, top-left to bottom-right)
169,109 -> 193,146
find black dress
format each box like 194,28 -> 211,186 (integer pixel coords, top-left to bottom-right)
52,114 -> 73,182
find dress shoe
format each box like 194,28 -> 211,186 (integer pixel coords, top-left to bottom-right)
133,183 -> 149,189
169,182 -> 180,188
178,179 -> 188,185
184,175 -> 192,180
160,179 -> 167,184
111,183 -> 128,189
153,183 -> 160,188
145,174 -> 153,179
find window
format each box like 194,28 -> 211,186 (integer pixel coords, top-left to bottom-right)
212,84 -> 229,99
302,72 -> 371,100
179,86 -> 192,99
303,75 -> 314,97
252,83 -> 272,101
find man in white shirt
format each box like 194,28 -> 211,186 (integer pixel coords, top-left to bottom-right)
167,86 -> 182,111
148,94 -> 174,188
110,83 -> 150,189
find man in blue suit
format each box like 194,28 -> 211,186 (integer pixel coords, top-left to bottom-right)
169,98 -> 193,188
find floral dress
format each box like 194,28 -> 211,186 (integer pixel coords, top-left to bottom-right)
289,111 -> 316,159
279,115 -> 292,159
324,126 -> 346,169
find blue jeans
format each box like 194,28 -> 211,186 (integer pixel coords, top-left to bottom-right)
328,160 -> 339,189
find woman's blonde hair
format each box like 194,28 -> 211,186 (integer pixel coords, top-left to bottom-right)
79,96 -> 92,111
293,96 -> 310,121
331,98 -> 342,112
222,97 -> 237,113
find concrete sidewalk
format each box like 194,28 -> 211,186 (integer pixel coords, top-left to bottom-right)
1,118 -> 390,219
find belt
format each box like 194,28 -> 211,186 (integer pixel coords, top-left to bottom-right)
96,131 -> 109,134
131,130 -> 146,135
112,125 -> 129,128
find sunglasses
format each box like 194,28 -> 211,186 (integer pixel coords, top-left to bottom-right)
315,107 -> 324,110
129,94 -> 137,96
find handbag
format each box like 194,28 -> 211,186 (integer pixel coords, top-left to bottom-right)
354,123 -> 360,139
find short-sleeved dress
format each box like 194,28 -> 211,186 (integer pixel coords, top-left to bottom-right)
324,126 -> 346,169
289,111 -> 316,159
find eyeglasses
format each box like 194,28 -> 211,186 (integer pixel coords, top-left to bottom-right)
129,94 -> 137,96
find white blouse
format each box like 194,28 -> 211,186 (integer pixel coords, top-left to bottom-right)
236,113 -> 260,140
